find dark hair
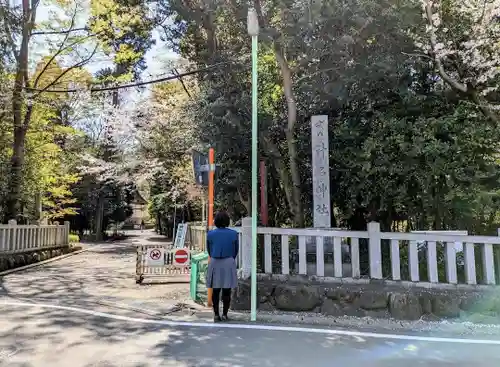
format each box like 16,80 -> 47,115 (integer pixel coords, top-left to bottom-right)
214,211 -> 230,228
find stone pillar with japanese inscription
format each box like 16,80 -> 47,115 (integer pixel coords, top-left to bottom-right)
311,115 -> 331,228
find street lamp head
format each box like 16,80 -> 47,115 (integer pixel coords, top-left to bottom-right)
247,8 -> 259,36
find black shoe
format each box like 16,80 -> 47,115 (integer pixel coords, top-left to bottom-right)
221,314 -> 229,321
214,315 -> 222,322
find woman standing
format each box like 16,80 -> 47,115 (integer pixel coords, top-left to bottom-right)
206,211 -> 239,322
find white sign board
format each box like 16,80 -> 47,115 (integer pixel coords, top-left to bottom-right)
174,223 -> 188,248
146,248 -> 164,266
311,115 -> 331,228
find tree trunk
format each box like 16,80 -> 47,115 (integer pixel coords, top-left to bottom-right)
237,185 -> 251,215
34,192 -> 42,221
94,194 -> 105,241
253,0 -> 304,227
6,125 -> 27,220
6,0 -> 36,220
260,134 -> 294,219
276,50 -> 304,227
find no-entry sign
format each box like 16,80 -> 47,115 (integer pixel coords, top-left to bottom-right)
174,248 -> 190,266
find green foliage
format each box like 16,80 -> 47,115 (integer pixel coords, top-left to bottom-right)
0,58 -> 84,222
69,233 -> 80,243
89,0 -> 157,79
152,0 -> 500,235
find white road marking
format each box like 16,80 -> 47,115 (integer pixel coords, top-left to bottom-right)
1,300 -> 500,345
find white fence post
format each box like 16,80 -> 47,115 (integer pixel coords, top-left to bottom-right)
351,238 -> 361,278
55,223 -> 60,245
8,219 -> 16,252
0,226 -> 5,252
64,221 -> 70,245
238,217 -> 252,279
368,222 -> 382,279
390,239 -> 401,281
482,241 -> 495,285
495,228 -> 500,284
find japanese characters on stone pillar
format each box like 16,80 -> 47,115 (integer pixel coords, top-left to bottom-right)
311,115 -> 331,228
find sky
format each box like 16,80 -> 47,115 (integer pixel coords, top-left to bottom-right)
139,29 -> 179,79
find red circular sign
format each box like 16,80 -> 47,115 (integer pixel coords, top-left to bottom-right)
150,249 -> 161,260
174,249 -> 189,264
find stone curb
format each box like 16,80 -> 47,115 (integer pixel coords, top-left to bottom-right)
157,299 -> 500,336
158,308 -> 500,338
0,247 -> 89,277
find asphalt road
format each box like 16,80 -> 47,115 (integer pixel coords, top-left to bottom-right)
0,231 -> 499,366
1,301 -> 500,367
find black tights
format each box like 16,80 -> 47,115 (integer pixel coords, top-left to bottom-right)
212,288 -> 231,316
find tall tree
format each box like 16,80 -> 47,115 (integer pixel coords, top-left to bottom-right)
87,0 -> 157,238
3,0 -> 98,220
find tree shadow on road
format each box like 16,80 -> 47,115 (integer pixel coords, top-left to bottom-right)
0,301 -> 358,367
0,300 -> 483,367
0,239 -> 190,310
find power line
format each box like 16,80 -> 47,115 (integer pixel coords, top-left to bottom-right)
24,61 -> 234,93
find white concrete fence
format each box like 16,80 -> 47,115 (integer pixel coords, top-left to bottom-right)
189,217 -> 500,287
0,220 -> 70,254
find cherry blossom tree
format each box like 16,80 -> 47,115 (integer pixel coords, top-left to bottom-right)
75,94 -> 163,185
414,0 -> 500,123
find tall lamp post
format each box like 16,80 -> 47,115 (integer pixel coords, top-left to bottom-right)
247,8 -> 259,322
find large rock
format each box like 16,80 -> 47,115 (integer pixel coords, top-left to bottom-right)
231,282 -> 251,310
432,295 -> 461,318
321,298 -> 365,317
462,294 -> 500,314
274,284 -> 321,311
325,288 -> 359,303
461,295 -> 488,313
0,258 -> 7,271
321,298 -> 344,316
31,252 -> 41,263
231,282 -> 277,311
389,293 -> 422,320
357,292 -> 388,310
419,294 -> 433,315
14,255 -> 25,267
258,283 -> 276,304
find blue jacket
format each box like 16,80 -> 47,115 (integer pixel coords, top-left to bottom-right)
207,228 -> 239,259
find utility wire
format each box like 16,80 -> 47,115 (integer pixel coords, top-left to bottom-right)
24,61 -> 236,93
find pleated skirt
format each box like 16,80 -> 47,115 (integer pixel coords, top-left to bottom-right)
206,257 -> 237,289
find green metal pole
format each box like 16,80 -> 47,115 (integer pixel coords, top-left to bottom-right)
250,34 -> 258,322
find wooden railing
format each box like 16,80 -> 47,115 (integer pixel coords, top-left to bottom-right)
190,218 -> 500,286
0,220 -> 70,254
